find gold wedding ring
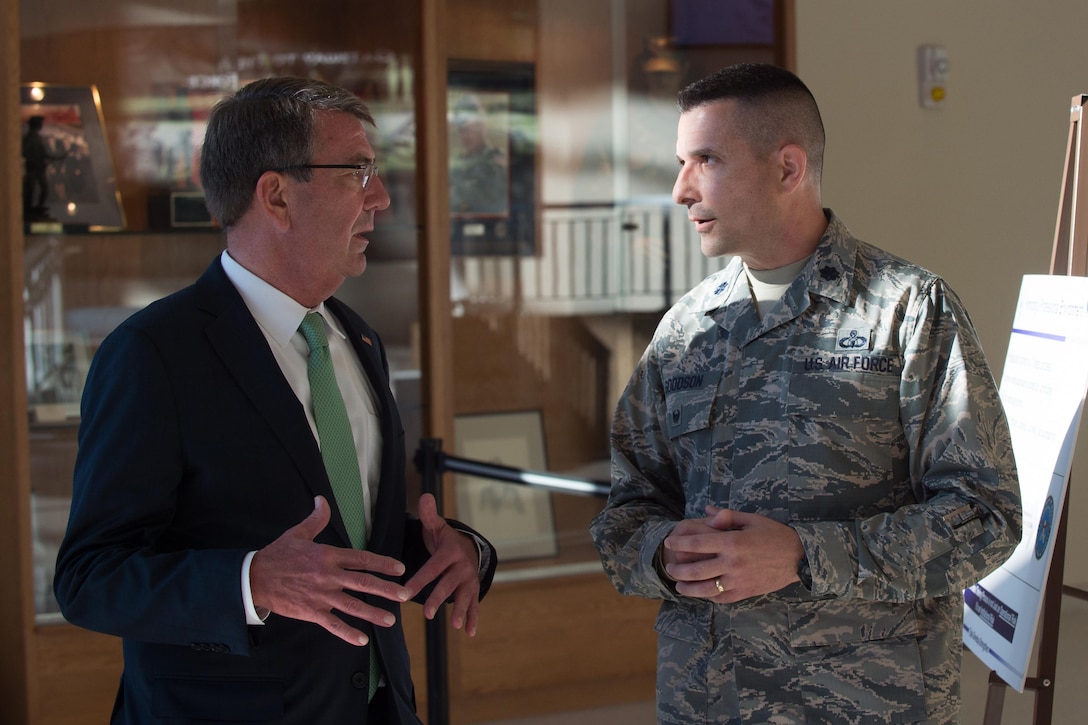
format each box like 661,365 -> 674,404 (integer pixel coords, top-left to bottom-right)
714,578 -> 725,594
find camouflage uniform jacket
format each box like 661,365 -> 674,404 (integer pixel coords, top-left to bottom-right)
590,212 -> 1021,724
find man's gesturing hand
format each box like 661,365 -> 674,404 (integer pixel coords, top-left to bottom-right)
250,496 -> 410,646
403,493 -> 483,637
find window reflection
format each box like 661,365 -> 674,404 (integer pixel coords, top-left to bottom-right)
21,0 -> 424,618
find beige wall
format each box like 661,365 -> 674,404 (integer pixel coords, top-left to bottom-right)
796,1 -> 1088,588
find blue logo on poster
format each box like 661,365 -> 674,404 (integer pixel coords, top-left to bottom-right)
1034,495 -> 1055,560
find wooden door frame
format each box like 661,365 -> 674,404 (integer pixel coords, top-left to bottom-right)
418,0 -> 455,456
1,0 -> 39,722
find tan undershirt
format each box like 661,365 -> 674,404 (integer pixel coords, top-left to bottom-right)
744,256 -> 811,316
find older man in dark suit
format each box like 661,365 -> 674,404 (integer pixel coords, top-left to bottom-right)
54,76 -> 496,724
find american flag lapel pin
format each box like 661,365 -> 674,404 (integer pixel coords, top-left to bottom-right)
361,334 -> 372,347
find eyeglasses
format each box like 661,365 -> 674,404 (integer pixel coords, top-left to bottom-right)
275,163 -> 380,189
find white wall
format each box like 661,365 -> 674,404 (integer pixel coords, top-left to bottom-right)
796,1 -> 1088,588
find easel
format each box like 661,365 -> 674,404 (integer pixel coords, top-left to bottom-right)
982,94 -> 1088,724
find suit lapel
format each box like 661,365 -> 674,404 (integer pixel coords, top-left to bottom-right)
195,260 -> 354,547
325,299 -> 403,557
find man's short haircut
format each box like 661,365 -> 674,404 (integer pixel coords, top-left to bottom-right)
199,76 -> 374,228
677,63 -> 825,182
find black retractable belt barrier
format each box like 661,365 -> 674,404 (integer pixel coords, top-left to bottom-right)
412,438 -> 610,725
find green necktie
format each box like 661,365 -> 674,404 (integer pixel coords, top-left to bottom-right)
298,312 -> 380,700
298,312 -> 367,549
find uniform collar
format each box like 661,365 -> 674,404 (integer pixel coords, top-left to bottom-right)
697,209 -> 857,316
800,210 -> 856,307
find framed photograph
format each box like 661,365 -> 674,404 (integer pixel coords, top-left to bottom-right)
25,330 -> 92,423
448,61 -> 536,256
117,82 -> 217,192
453,410 -> 558,561
20,84 -> 125,229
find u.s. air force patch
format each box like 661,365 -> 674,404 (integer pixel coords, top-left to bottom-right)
836,328 -> 871,351
800,353 -> 899,373
788,327 -> 898,373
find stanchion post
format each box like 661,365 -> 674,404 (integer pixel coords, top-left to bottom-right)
417,438 -> 450,725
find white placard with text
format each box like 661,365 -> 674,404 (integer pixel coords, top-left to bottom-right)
963,274 -> 1088,691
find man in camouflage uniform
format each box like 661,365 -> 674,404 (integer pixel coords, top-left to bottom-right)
590,63 -> 1021,724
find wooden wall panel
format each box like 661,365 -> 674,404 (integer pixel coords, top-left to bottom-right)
449,574 -> 659,723
447,0 -> 537,64
34,626 -> 122,725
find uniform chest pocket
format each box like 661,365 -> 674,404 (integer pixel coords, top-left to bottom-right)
786,367 -> 903,463
786,365 -> 900,422
786,366 -> 910,520
663,370 -> 721,439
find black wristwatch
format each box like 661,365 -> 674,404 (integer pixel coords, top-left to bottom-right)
796,555 -> 812,589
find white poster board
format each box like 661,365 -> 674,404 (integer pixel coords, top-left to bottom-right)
963,274 -> 1088,690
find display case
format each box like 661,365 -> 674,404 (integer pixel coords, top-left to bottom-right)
18,0 -> 427,622
6,2 -> 431,722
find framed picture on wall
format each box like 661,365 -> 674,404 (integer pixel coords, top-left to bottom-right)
453,410 -> 558,561
25,329 -> 92,423
448,60 -> 537,256
20,84 -> 125,230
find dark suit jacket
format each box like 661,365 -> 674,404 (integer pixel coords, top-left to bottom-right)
54,257 -> 496,724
